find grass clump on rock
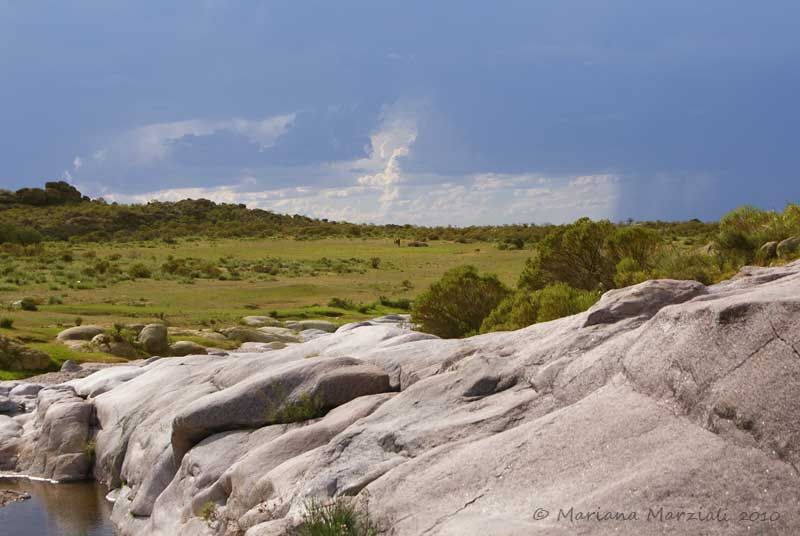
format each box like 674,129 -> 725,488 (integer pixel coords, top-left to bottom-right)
299,497 -> 379,536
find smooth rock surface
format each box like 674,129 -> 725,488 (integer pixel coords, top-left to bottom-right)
4,264 -> 800,535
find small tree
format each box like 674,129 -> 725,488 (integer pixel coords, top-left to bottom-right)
412,265 -> 510,338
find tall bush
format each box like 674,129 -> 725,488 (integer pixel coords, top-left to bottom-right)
412,265 -> 510,338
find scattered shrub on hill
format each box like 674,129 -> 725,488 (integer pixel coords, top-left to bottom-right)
412,265 -> 510,338
128,263 -> 152,279
0,318 -> 13,329
0,223 -> 43,246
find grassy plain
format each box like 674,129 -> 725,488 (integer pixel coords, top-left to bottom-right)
0,237 -> 529,368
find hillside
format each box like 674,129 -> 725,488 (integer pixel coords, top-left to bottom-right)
0,182 -> 715,244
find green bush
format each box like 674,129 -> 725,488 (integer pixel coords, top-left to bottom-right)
613,257 -> 651,288
652,250 -> 720,285
0,318 -> 13,329
412,265 -> 510,338
518,218 -> 618,292
299,497 -> 378,536
128,263 -> 152,279
19,297 -> 38,311
378,296 -> 412,311
481,283 -> 600,333
328,297 -> 357,310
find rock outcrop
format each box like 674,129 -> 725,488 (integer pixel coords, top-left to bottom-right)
0,336 -> 51,371
3,262 -> 800,535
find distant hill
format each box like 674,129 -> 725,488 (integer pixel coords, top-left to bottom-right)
0,181 -> 716,244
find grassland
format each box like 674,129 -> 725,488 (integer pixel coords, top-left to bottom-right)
0,237 -> 529,367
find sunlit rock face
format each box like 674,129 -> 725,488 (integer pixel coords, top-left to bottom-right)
5,262 -> 800,535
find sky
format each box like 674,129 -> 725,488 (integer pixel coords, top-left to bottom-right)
1,1 -> 799,225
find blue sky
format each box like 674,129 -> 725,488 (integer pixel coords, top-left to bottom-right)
1,1 -> 799,225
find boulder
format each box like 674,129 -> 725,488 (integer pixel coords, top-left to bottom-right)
60,360 -> 82,372
221,327 -> 298,344
170,356 -> 392,461
138,324 -> 169,355
91,334 -> 140,359
241,316 -> 282,328
9,383 -> 43,397
0,415 -> 22,469
170,341 -> 208,357
256,327 -> 301,342
0,396 -> 18,413
56,325 -> 105,341
298,329 -> 329,342
15,386 -> 94,481
0,336 -> 52,371
776,236 -> 800,257
284,320 -> 337,333
583,279 -> 707,327
233,342 -> 287,353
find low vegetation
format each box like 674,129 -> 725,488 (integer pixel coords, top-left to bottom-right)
1,182 -> 799,371
411,205 -> 800,338
299,497 -> 379,536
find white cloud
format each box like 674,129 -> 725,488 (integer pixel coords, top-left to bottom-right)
73,156 -> 83,169
104,171 -> 620,226
337,101 -> 420,212
91,113 -> 296,166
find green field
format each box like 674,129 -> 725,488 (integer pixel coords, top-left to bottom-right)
0,237 -> 529,367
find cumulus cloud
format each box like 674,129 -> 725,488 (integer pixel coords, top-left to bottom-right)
343,101 -> 420,212
105,171 -> 620,226
73,156 -> 83,169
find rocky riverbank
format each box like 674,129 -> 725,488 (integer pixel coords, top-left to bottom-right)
1,264 -> 799,535
0,488 -> 30,507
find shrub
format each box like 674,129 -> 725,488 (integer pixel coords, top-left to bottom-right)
19,297 -> 38,311
481,283 -> 600,333
715,205 -> 781,263
412,265 -> 510,338
652,250 -> 719,285
378,296 -> 412,310
328,297 -> 357,310
519,218 -> 617,292
299,497 -> 378,536
613,257 -> 651,288
197,501 -> 216,524
128,263 -> 152,279
370,257 -> 381,269
0,318 -> 13,329
75,316 -> 83,326
271,392 -> 327,423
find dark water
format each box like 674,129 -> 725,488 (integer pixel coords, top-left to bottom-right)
0,477 -> 115,536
